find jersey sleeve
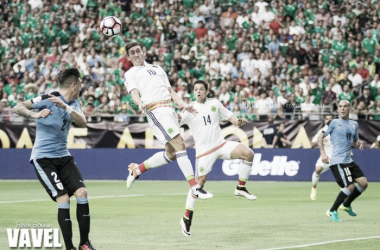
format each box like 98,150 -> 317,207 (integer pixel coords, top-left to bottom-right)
323,120 -> 335,136
311,128 -> 323,143
124,70 -> 138,93
31,94 -> 50,110
73,101 -> 82,113
159,66 -> 171,88
354,121 -> 359,140
179,109 -> 190,126
217,100 -> 233,120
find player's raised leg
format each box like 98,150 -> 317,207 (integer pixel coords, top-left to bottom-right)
168,135 -> 213,199
228,143 -> 256,200
126,151 -> 173,189
127,134 -> 213,199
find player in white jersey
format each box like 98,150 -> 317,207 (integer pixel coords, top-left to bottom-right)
123,42 -> 212,200
310,114 -> 334,200
178,80 -> 256,237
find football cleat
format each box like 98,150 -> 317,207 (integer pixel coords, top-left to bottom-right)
235,186 -> 257,200
191,188 -> 213,200
339,204 -> 357,216
126,163 -> 139,189
180,217 -> 191,237
79,241 -> 96,250
326,209 -> 341,222
310,187 -> 317,201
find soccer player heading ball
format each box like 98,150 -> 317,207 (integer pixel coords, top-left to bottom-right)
123,42 -> 213,200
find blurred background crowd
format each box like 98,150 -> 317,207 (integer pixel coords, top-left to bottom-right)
1,0 -> 380,123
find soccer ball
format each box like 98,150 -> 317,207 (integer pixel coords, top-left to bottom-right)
100,16 -> 122,37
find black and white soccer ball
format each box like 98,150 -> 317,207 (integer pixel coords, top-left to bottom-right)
100,16 -> 122,37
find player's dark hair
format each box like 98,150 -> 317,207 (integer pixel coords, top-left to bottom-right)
57,68 -> 80,88
125,42 -> 144,56
324,113 -> 334,119
194,80 -> 208,90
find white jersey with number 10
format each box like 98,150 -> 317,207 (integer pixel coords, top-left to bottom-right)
123,62 -> 171,104
180,98 -> 233,156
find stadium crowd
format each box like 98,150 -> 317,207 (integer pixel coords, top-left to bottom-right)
1,0 -> 380,123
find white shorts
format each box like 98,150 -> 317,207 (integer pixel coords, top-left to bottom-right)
315,157 -> 330,174
195,141 -> 240,177
146,107 -> 180,145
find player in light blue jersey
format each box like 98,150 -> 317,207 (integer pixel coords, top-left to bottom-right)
13,68 -> 96,250
318,100 -> 368,222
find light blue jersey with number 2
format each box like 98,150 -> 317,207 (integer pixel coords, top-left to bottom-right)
30,92 -> 81,161
323,118 -> 359,165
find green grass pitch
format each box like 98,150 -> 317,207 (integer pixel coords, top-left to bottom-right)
0,181 -> 379,250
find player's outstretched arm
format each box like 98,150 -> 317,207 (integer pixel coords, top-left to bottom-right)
130,89 -> 145,113
168,87 -> 196,114
318,133 -> 329,163
48,95 -> 87,127
229,115 -> 247,127
13,100 -> 52,119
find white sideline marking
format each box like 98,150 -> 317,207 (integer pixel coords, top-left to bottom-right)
259,236 -> 380,250
0,193 -> 187,204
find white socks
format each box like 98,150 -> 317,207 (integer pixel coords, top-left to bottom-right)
312,172 -> 320,187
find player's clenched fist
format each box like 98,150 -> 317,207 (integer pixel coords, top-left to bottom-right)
48,95 -> 65,108
237,118 -> 247,126
36,109 -> 52,119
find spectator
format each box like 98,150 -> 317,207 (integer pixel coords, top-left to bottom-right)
348,66 -> 363,91
0,0 -> 379,123
0,98 -> 12,122
276,123 -> 292,148
357,86 -> 375,110
255,91 -> 271,121
370,135 -> 380,148
370,100 -> 380,121
322,83 -> 337,108
357,61 -> 369,81
330,77 -> 342,97
367,55 -> 380,77
194,21 -> 208,40
262,116 -> 278,148
301,95 -> 318,120
353,100 -> 368,120
338,84 -> 356,105
283,93 -> 301,119
362,30 -> 377,56
368,74 -> 380,96
315,8 -> 331,28
277,89 -> 288,107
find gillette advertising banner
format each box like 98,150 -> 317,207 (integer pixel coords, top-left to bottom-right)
0,149 -> 378,181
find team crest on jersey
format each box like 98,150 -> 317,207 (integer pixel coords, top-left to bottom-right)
32,96 -> 42,103
168,128 -> 173,134
211,106 -> 216,112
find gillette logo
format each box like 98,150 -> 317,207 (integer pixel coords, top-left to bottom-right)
222,154 -> 300,176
